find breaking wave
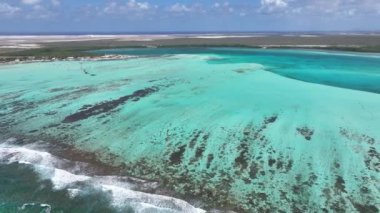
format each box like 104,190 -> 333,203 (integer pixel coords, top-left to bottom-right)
0,138 -> 204,213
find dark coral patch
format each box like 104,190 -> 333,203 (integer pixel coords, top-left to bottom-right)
268,159 -> 276,167
296,127 -> 314,141
340,128 -> 376,145
249,163 -> 259,179
353,203 -> 379,213
206,154 -> 214,169
365,147 -> 380,172
335,176 -> 347,193
195,146 -> 205,160
264,115 -> 278,125
49,87 -> 72,93
62,87 -> 158,123
189,131 -> 209,164
235,142 -> 249,170
189,130 -> 202,149
169,145 -> 186,165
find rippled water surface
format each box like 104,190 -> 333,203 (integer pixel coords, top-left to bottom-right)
0,48 -> 379,212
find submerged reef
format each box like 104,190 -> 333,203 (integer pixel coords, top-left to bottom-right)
63,87 -> 159,123
0,48 -> 379,212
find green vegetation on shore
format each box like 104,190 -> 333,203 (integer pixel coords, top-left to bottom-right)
1,44 -> 380,63
1,47 -> 99,58
321,45 -> 380,53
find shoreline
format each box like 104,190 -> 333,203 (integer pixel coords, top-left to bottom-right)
1,45 -> 380,65
0,55 -> 136,65
1,34 -> 380,60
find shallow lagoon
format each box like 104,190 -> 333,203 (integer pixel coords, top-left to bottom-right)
0,48 -> 379,212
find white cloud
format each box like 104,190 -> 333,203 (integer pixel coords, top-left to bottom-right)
288,0 -> 380,17
167,3 -> 207,14
168,3 -> 191,12
103,0 -> 152,14
21,0 -> 42,5
213,3 -> 220,8
127,0 -> 150,10
0,1 -> 57,19
0,3 -> 21,16
260,0 -> 289,12
211,1 -> 237,14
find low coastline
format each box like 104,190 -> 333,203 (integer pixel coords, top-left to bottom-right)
1,46 -> 380,65
0,54 -> 136,65
1,34 -> 380,64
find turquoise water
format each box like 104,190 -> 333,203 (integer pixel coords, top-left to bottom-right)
95,48 -> 380,93
0,48 -> 379,212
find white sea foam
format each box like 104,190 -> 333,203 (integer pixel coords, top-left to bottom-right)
49,168 -> 90,189
20,203 -> 51,213
0,145 -> 60,168
67,188 -> 82,198
0,140 -> 204,213
0,143 -> 90,189
92,175 -> 136,189
101,184 -> 205,213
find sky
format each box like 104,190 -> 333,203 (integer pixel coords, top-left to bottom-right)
0,0 -> 380,33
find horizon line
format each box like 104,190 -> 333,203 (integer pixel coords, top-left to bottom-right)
1,30 -> 380,36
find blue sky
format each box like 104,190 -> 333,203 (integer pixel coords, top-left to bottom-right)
0,0 -> 380,33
